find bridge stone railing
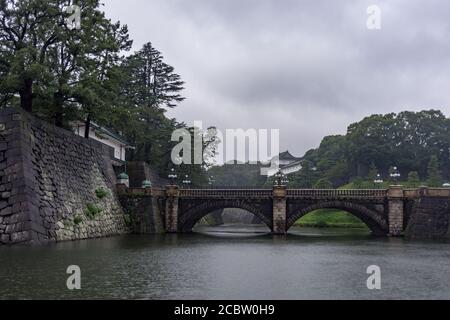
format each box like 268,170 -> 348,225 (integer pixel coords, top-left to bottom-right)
179,189 -> 273,198
119,187 -> 391,201
286,189 -> 388,199
403,187 -> 450,199
176,188 -> 388,199
116,184 -> 450,238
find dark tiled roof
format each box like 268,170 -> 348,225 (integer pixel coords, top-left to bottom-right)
279,150 -> 300,161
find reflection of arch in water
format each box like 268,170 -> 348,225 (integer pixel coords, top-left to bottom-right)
287,201 -> 388,236
219,208 -> 262,225
179,199 -> 273,232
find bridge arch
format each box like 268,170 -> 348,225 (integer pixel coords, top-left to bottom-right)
178,199 -> 273,233
286,201 -> 388,236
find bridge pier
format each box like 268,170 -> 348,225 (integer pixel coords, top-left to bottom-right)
272,186 -> 287,235
388,186 -> 404,237
165,185 -> 180,233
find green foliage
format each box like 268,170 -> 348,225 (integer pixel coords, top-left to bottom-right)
123,214 -> 131,226
313,135 -> 350,185
348,111 -> 450,178
367,162 -> 378,185
294,209 -> 368,228
0,2 -> 209,184
208,163 -> 268,188
313,220 -> 328,228
0,0 -> 63,110
352,177 -> 365,189
84,203 -> 102,219
73,215 -> 83,225
210,110 -> 450,189
427,155 -> 443,187
314,178 -> 333,189
170,126 -> 219,186
407,171 -> 421,188
95,188 -> 110,200
3,2 -> 450,188
119,42 -> 185,110
300,110 -> 450,187
0,0 -> 132,122
289,161 -> 319,188
113,42 -> 188,176
197,213 -> 223,226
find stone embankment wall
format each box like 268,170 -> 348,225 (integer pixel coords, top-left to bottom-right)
0,108 -> 129,245
119,194 -> 164,234
405,197 -> 450,240
117,161 -> 166,234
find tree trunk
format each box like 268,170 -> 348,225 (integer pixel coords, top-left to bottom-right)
19,79 -> 33,112
54,112 -> 64,127
84,114 -> 91,139
54,92 -> 64,127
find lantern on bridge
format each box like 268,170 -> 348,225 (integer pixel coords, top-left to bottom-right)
117,172 -> 129,187
142,179 -> 152,188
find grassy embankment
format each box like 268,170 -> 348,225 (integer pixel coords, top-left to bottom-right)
201,182 -> 398,228
294,209 -> 367,228
296,180 -> 424,229
197,209 -> 367,228
294,183 -> 380,229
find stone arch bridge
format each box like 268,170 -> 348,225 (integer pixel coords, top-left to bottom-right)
117,185 -> 450,238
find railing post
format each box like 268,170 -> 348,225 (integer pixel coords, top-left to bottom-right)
418,186 -> 429,197
165,185 -> 180,233
272,185 -> 287,235
388,185 -> 404,237
116,183 -> 127,195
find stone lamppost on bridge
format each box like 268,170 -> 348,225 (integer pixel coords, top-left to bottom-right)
168,168 -> 178,185
208,175 -> 215,187
374,174 -> 384,189
272,170 -> 287,235
182,175 -> 192,189
386,166 -> 405,236
274,170 -> 283,186
390,166 -> 401,185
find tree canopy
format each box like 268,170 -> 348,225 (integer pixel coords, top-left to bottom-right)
299,110 -> 450,187
0,1 -> 212,183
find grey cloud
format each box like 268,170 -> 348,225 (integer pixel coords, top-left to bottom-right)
104,0 -> 450,158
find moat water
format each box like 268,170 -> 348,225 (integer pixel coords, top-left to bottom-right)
1,225 -> 450,300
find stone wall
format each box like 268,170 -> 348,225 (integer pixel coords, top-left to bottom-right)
119,195 -> 164,234
405,197 -> 450,240
0,108 -> 129,245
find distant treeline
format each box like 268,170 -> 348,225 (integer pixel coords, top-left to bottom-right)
210,110 -> 450,188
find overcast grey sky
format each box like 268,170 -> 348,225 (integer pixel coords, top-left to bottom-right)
104,0 -> 450,158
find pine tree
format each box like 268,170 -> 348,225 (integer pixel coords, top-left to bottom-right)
352,177 -> 365,189
0,0 -> 63,112
117,42 -> 186,164
314,178 -> 333,189
427,155 -> 443,187
0,0 -> 132,130
407,171 -> 420,188
367,162 -> 378,187
120,42 -> 185,110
